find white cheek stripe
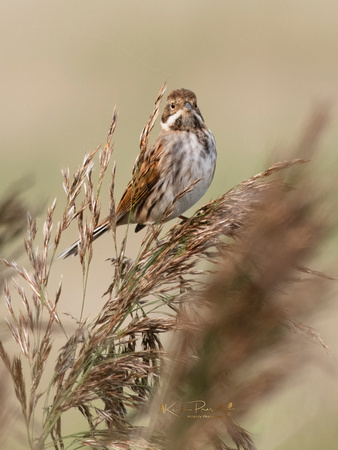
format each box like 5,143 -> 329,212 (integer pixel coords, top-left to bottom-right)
161,110 -> 183,131
194,112 -> 204,125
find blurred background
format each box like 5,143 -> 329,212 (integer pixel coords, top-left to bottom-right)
1,1 -> 338,448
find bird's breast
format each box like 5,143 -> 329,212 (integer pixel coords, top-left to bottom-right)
160,129 -> 216,218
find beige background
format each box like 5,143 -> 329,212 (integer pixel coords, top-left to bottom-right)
1,1 -> 338,449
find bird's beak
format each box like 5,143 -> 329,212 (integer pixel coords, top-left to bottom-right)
185,102 -> 192,111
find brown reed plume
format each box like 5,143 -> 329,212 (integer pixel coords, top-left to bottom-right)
0,86 -> 335,450
0,184 -> 34,289
0,185 -> 34,448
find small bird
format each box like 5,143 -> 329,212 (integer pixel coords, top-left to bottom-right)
60,88 -> 217,258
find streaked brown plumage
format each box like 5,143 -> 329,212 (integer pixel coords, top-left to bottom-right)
60,88 -> 217,258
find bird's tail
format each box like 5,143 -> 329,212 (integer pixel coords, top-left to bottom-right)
58,223 -> 110,259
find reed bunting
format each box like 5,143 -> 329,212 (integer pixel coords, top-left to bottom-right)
61,88 -> 217,258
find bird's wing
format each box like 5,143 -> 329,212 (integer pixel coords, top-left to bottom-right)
115,139 -> 164,224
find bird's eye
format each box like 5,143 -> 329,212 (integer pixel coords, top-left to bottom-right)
194,103 -> 197,108
170,102 -> 175,109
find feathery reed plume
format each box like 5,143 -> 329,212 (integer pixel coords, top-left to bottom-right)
0,185 -> 34,289
145,160 -> 332,449
0,88 -> 335,450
